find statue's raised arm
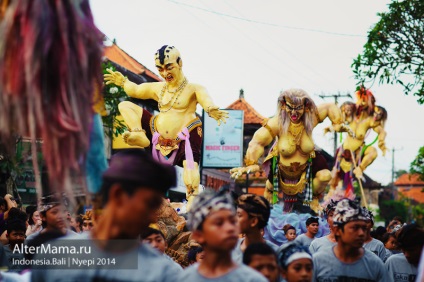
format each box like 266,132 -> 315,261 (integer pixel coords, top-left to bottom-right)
230,116 -> 278,178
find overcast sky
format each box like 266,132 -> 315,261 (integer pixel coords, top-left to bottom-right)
90,0 -> 424,186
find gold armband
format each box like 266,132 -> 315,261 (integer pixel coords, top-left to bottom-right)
261,118 -> 276,139
244,158 -> 258,166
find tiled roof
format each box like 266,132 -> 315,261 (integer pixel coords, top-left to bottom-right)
104,44 -> 161,82
398,187 -> 424,204
394,173 -> 424,186
226,97 -> 266,124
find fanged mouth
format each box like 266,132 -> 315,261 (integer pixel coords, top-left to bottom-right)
291,115 -> 298,121
165,74 -> 173,82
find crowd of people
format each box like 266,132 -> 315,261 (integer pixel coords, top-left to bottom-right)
0,150 -> 422,282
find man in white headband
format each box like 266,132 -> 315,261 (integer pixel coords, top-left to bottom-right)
312,198 -> 389,281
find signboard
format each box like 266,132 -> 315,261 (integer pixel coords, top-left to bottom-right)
202,109 -> 244,168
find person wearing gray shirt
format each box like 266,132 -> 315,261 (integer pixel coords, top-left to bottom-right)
178,190 -> 267,282
385,253 -> 417,282
313,247 -> 389,282
232,237 -> 278,264
232,194 -> 276,264
294,216 -> 319,248
309,236 -> 336,254
385,224 -> 424,282
32,150 -> 179,282
313,199 -> 390,282
310,199 -> 338,254
181,263 -> 267,282
363,237 -> 386,261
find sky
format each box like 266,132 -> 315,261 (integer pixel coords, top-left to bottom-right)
90,0 -> 424,186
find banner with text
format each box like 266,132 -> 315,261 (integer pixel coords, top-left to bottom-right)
202,109 -> 244,168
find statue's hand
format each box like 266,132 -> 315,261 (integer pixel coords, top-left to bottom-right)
207,106 -> 229,126
323,126 -> 333,135
104,68 -> 126,87
229,165 -> 260,179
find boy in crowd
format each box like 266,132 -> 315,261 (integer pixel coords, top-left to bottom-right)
179,190 -> 267,282
3,219 -> 26,272
362,208 -> 387,261
187,246 -> 204,265
385,224 -> 424,282
233,194 -> 278,263
313,199 -> 389,281
309,200 -> 337,254
243,242 -> 279,282
141,226 -> 182,269
294,216 -> 319,248
32,149 -> 182,281
278,242 -> 313,282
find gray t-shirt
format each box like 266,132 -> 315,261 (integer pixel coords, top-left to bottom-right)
385,253 -> 417,282
232,238 -> 279,264
313,246 -> 389,282
294,234 -> 314,248
363,238 -> 386,262
309,236 -> 336,254
178,263 -> 268,282
3,245 -> 25,272
31,233 -> 182,282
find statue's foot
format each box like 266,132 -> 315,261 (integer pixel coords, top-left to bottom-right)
186,194 -> 195,212
123,131 -> 150,148
353,166 -> 363,179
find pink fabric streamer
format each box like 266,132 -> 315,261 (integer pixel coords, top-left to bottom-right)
178,128 -> 194,169
151,128 -> 195,169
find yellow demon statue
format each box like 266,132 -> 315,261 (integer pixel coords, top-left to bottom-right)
104,45 -> 228,210
328,88 -> 387,195
230,89 -> 351,213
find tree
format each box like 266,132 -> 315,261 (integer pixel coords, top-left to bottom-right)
410,146 -> 424,181
352,0 -> 424,104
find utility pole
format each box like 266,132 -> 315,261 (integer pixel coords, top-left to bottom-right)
391,147 -> 403,188
318,92 -> 352,155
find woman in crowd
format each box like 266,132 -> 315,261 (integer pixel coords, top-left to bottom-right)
25,205 -> 42,236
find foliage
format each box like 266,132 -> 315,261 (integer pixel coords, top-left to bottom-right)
395,169 -> 408,179
379,199 -> 408,225
410,146 -> 424,181
352,0 -> 424,104
101,62 -> 129,138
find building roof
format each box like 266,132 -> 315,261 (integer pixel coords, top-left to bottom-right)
226,90 -> 266,124
398,187 -> 424,204
104,43 -> 161,82
394,173 -> 424,186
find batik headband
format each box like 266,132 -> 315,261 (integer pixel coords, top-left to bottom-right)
333,198 -> 368,226
236,194 -> 270,225
324,199 -> 338,217
187,189 -> 235,231
277,242 -> 312,269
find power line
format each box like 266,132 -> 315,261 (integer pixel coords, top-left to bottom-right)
166,0 -> 365,38
221,0 -> 335,87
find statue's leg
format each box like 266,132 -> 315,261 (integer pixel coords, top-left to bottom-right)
183,161 -> 200,211
118,101 -> 150,148
353,146 -> 377,179
176,125 -> 202,212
